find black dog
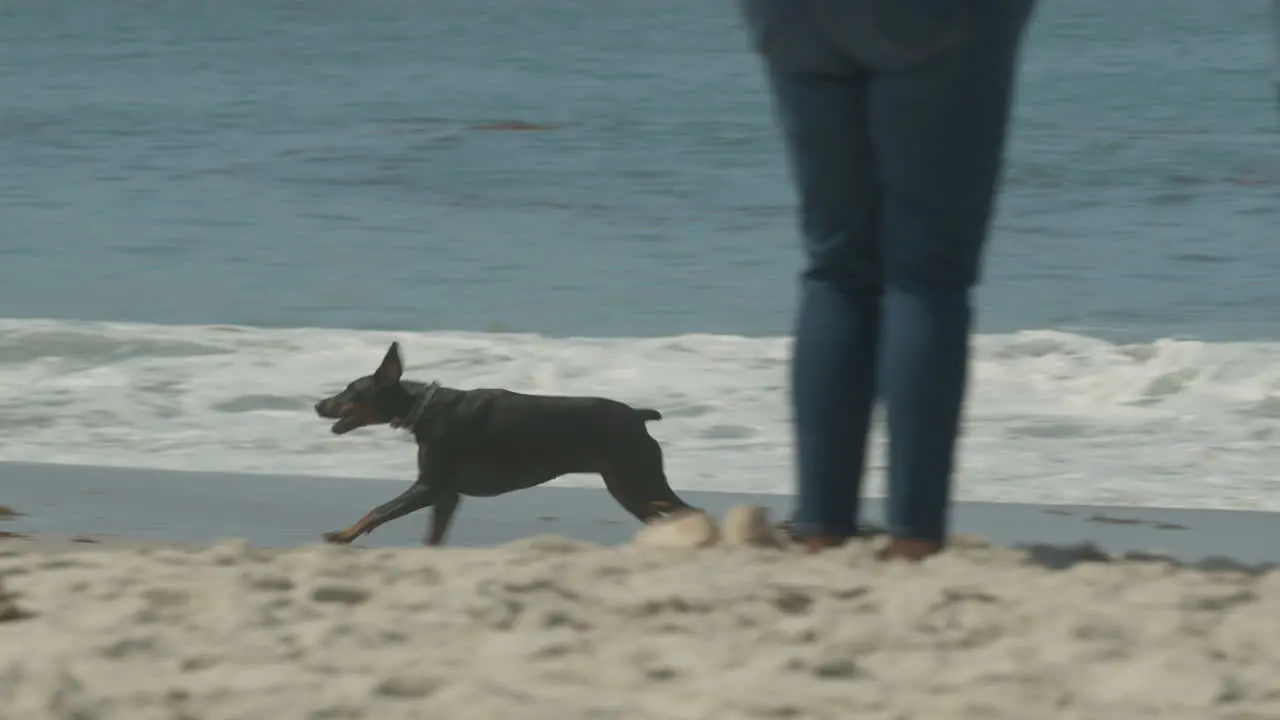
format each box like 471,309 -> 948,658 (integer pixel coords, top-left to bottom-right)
314,342 -> 696,546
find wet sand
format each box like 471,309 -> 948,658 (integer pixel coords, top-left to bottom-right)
2,461 -> 1277,565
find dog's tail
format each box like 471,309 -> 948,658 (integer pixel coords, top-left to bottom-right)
636,408 -> 663,422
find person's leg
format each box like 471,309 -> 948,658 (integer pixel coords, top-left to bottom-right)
775,67 -> 881,541
866,1 -> 1036,556
741,1 -> 883,540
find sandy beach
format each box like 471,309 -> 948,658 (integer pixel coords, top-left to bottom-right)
2,520 -> 1279,719
6,463 -> 1280,718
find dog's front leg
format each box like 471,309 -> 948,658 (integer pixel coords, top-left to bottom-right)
322,482 -> 443,545
425,491 -> 460,546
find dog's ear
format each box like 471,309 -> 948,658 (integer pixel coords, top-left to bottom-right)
374,342 -> 404,386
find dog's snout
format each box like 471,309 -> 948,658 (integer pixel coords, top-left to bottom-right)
315,399 -> 352,420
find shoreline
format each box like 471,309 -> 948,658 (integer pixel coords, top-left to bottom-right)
4,461 -> 1280,565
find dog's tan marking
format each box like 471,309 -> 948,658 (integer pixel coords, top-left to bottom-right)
322,511 -> 379,544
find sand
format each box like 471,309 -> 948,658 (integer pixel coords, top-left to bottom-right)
3,510 -> 1280,720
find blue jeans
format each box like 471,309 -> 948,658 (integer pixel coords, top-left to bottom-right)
741,0 -> 1035,542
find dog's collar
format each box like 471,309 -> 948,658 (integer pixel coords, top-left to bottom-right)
395,382 -> 440,431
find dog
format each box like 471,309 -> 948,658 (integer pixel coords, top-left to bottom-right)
314,342 -> 697,546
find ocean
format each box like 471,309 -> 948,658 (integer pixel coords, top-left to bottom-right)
1,0 -> 1277,509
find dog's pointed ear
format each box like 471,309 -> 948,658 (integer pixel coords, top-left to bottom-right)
374,342 -> 404,386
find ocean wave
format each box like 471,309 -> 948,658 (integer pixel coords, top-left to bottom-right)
1,318 -> 1278,510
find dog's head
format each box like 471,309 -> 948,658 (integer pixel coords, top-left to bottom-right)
314,342 -> 412,435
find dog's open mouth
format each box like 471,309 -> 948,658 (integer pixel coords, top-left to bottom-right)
317,401 -> 367,435
331,414 -> 365,435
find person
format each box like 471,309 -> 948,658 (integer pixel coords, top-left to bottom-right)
739,0 -> 1036,559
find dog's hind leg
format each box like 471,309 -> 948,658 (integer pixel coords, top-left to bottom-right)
600,469 -> 663,522
601,469 -> 695,525
323,482 -> 443,544
424,491 -> 461,546
629,435 -> 697,517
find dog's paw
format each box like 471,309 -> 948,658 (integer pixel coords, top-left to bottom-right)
322,530 -> 355,545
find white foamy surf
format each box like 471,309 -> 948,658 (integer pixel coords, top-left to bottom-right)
2,318 -> 1278,510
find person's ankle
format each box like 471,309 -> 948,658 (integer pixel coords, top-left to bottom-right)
798,533 -> 849,554
877,537 -> 944,562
